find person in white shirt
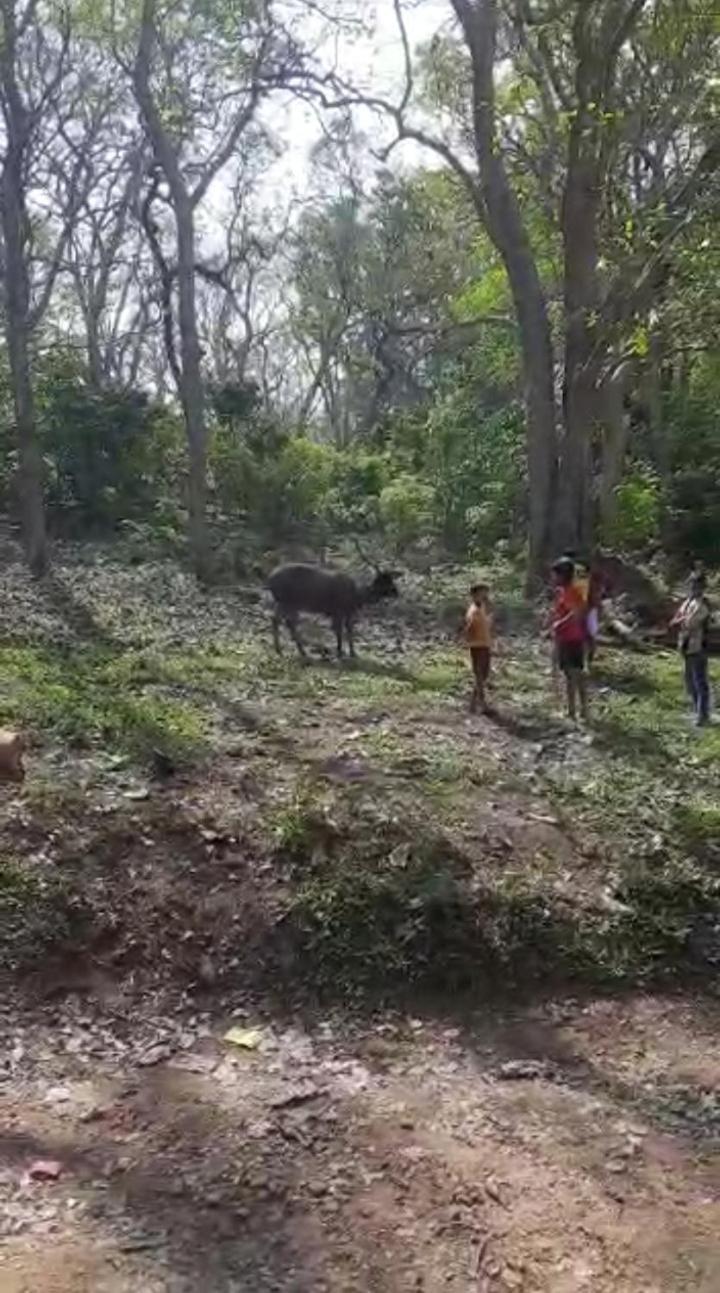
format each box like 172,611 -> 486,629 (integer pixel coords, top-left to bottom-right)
671,573 -> 712,726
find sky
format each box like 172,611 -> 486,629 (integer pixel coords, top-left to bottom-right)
202,1 -> 454,290
261,0 -> 452,206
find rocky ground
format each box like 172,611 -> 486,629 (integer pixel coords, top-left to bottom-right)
2,986 -> 719,1291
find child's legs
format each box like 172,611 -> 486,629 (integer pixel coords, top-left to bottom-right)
576,667 -> 589,719
558,643 -> 585,717
563,669 -> 577,718
470,648 -> 490,711
684,654 -> 699,707
692,653 -> 710,721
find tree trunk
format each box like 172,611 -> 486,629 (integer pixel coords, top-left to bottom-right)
175,189 -> 208,577
454,0 -> 557,584
133,0 -> 209,579
598,364 -> 631,534
556,374 -> 596,553
555,20 -> 604,556
516,289 -> 559,577
644,329 -> 666,477
2,227 -> 48,575
85,304 -> 104,389
0,9 -> 47,576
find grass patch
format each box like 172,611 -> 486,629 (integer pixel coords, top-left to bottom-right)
0,857 -> 81,971
676,801 -> 720,846
0,643 -> 210,765
412,650 -> 466,697
674,800 -> 720,870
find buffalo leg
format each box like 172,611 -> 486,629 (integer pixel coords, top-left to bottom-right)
284,611 -> 307,658
333,616 -> 344,658
345,616 -> 356,658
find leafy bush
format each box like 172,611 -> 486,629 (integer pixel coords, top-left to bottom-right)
604,469 -> 662,552
660,372 -> 720,564
426,397 -> 526,552
378,473 -> 436,552
36,353 -> 181,533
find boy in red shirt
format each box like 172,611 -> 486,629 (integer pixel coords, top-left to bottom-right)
551,557 -> 589,722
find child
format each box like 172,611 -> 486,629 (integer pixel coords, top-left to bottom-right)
551,557 -> 589,722
574,559 -> 590,607
586,560 -> 609,665
671,573 -> 712,726
463,583 -> 493,714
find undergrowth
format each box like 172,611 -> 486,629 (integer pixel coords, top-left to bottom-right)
273,793 -> 720,995
0,857 -> 82,971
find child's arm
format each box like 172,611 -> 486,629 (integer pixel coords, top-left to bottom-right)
551,609 -> 575,632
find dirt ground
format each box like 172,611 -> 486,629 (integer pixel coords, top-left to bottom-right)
0,553 -> 719,1290
1,984 -> 719,1292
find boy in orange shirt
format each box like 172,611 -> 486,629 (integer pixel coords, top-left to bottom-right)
463,583 -> 493,714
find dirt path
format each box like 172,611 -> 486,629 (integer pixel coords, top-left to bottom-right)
1,989 -> 719,1292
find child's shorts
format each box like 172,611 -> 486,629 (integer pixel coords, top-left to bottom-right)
557,641 -> 585,672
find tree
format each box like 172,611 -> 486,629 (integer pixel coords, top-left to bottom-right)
290,166 -> 507,441
320,0 -> 720,577
0,1 -> 84,573
0,1 -> 128,572
123,0 -> 304,577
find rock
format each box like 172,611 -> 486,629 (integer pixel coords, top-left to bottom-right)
137,1044 -> 171,1066
500,1267 -> 524,1289
269,1083 -> 324,1110
44,1085 -> 72,1105
497,1060 -> 550,1081
485,1178 -> 508,1207
27,1159 -> 63,1182
198,955 -> 217,986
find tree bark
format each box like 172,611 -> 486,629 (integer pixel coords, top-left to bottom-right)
644,327 -> 666,477
174,187 -> 208,574
554,2 -> 651,553
598,363 -> 631,534
133,0 -> 209,579
453,0 -> 557,582
555,11 -> 604,554
1,165 -> 47,574
0,0 -> 47,575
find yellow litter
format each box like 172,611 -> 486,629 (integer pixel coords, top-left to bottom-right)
223,1027 -> 262,1050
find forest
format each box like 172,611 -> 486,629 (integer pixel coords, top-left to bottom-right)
1,4 -> 720,1292
0,0 -> 718,580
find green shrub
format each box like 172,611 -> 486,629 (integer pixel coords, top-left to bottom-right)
36,352 -> 181,533
604,469 -> 662,551
378,473 -> 436,552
